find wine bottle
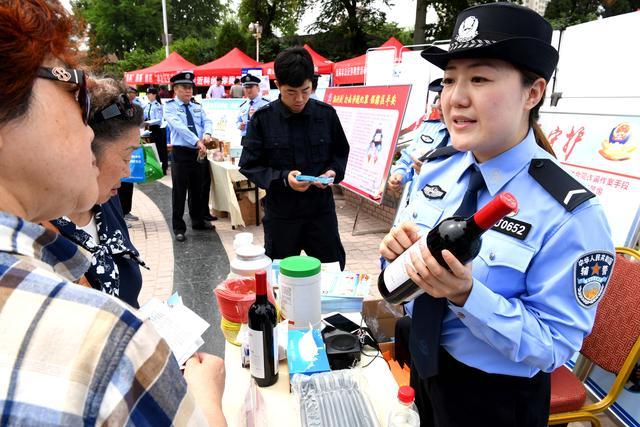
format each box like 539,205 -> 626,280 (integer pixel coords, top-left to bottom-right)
378,192 -> 518,304
248,270 -> 279,387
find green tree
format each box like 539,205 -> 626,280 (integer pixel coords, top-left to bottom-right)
307,0 -> 391,55
170,36 -> 217,65
168,0 -> 226,40
544,0 -> 600,29
237,0 -> 306,60
103,47 -> 164,77
71,0 -> 164,57
214,20 -> 252,58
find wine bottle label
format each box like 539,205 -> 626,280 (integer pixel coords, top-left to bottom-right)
248,329 -> 265,379
383,238 -> 424,292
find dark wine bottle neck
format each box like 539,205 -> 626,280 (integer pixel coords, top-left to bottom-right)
255,293 -> 268,302
465,216 -> 487,239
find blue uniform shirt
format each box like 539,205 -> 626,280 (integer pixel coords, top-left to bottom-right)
144,100 -> 163,122
163,98 -> 213,148
237,96 -> 270,136
390,120 -> 448,206
394,128 -> 614,377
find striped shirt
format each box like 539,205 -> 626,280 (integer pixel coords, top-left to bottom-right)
0,212 -> 206,426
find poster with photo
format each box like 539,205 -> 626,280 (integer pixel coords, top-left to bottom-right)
538,111 -> 640,246
324,85 -> 411,204
201,98 -> 245,147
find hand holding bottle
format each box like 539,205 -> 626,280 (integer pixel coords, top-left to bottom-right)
407,245 -> 474,306
379,221 -> 421,261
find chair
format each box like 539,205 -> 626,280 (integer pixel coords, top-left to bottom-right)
548,247 -> 640,426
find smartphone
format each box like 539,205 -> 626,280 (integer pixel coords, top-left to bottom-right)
323,313 -> 360,333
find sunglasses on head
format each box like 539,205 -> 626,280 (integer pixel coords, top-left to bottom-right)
90,93 -> 135,124
38,67 -> 90,125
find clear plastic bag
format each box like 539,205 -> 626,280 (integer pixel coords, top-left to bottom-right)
291,370 -> 380,427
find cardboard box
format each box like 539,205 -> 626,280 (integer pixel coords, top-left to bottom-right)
361,299 -> 404,343
237,194 -> 261,226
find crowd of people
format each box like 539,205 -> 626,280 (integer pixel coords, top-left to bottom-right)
0,0 -> 617,426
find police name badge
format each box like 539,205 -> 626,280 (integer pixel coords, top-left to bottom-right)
574,251 -> 615,308
422,184 -> 446,200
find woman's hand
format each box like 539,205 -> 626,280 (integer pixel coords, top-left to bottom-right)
379,221 -> 421,261
407,244 -> 474,306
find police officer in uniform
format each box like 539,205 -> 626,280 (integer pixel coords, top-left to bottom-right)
163,71 -> 215,242
145,87 -> 168,175
379,4 -> 615,426
388,78 -> 448,205
236,74 -> 269,137
239,47 -> 350,269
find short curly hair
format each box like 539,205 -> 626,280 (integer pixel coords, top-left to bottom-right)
88,78 -> 144,157
0,0 -> 76,126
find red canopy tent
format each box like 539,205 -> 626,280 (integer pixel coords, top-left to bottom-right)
193,48 -> 261,86
333,37 -> 404,86
124,52 -> 197,85
261,44 -> 334,80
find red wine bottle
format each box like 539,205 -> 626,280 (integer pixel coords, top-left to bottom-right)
248,270 -> 279,387
378,192 -> 518,304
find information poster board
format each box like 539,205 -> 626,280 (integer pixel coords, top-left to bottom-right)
538,111 -> 640,246
201,98 -> 245,147
324,85 -> 411,204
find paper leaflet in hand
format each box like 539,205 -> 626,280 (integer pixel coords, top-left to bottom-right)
139,294 -> 210,366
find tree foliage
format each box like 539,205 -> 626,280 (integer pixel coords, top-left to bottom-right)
306,0 -> 391,55
72,0 -> 164,57
544,0 -> 600,28
213,20 -> 252,58
168,0 -> 225,40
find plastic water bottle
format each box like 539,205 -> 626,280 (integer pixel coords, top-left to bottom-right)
387,385 -> 420,427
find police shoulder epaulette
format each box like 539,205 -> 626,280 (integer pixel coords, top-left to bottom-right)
239,100 -> 248,107
528,158 -> 595,212
423,145 -> 459,162
192,100 -> 201,105
261,97 -> 269,102
166,99 -> 176,103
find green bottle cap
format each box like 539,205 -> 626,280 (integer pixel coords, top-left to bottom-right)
279,256 -> 321,278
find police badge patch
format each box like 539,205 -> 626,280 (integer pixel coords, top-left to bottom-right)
422,184 -> 446,200
574,251 -> 615,308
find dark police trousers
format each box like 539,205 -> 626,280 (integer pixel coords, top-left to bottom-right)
410,348 -> 551,427
171,146 -> 208,234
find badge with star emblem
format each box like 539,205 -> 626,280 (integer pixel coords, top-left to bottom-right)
574,251 -> 615,308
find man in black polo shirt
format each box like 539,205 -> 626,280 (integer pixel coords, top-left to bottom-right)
239,47 -> 350,269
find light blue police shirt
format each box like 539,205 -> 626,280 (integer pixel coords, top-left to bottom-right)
163,98 -> 213,148
144,100 -> 163,122
394,128 -> 615,377
237,96 -> 270,137
390,120 -> 448,209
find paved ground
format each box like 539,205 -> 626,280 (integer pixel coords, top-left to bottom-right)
128,174 -> 617,427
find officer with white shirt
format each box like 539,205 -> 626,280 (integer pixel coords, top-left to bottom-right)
163,71 -> 215,242
379,4 -> 615,426
236,74 -> 269,137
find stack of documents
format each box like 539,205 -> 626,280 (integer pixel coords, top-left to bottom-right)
139,293 -> 210,365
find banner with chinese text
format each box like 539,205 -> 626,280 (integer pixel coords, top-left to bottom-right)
539,111 -> 640,246
324,85 -> 412,204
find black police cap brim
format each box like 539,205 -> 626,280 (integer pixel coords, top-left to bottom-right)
421,37 -> 558,81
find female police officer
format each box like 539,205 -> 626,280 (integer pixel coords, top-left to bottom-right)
379,3 -> 615,426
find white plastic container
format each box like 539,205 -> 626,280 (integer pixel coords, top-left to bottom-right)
279,256 -> 321,330
230,244 -> 272,284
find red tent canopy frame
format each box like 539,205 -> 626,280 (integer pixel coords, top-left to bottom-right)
124,52 -> 197,86
333,37 -> 404,86
193,48 -> 262,86
261,44 -> 334,80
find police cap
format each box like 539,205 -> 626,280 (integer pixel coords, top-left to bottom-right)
170,71 -> 195,86
240,74 -> 261,87
428,78 -> 443,93
146,86 -> 158,94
